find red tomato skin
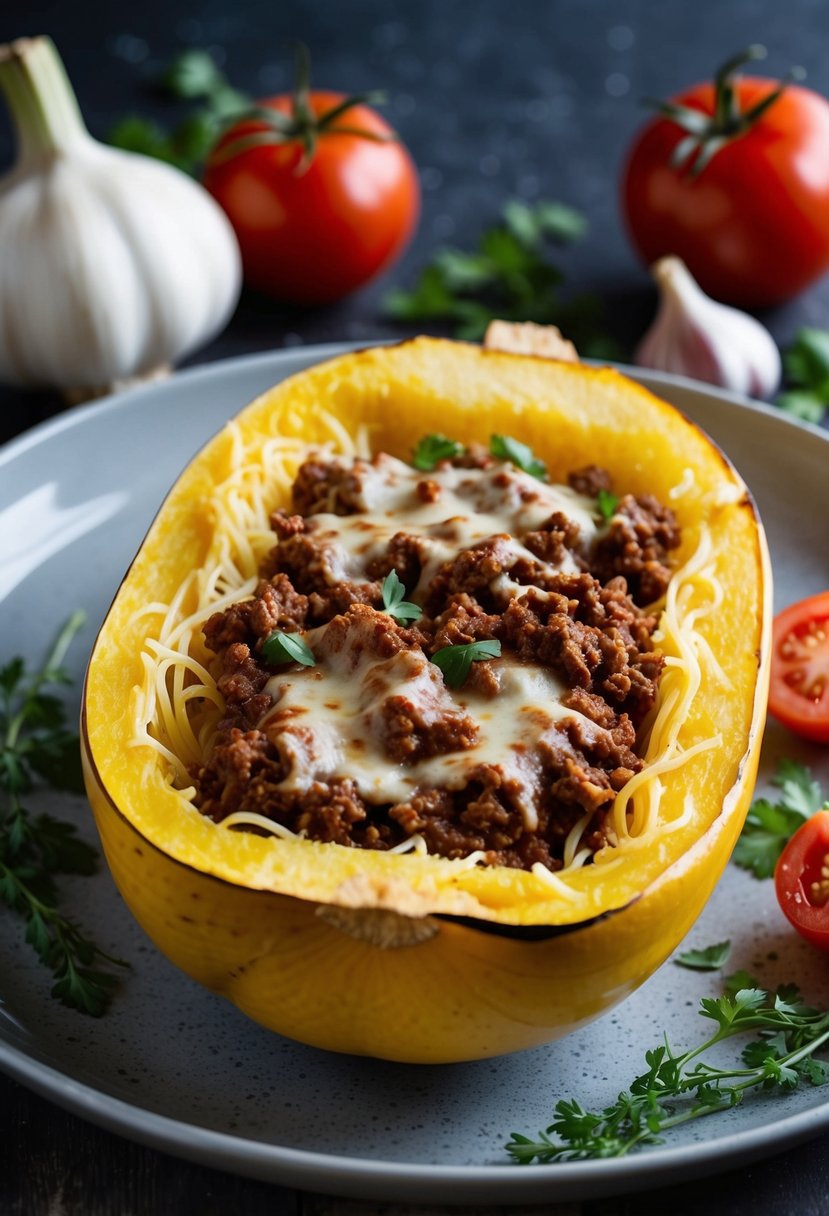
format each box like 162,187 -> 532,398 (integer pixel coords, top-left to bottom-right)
203,92 -> 420,305
622,80 -> 829,308
775,811 -> 829,951
768,592 -> 829,745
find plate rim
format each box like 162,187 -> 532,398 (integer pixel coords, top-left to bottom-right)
2,342 -> 829,1203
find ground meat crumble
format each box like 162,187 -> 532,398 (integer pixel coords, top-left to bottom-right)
192,449 -> 680,872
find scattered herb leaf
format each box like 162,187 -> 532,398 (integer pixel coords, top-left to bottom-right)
261,631 -> 316,667
108,49 -> 251,174
489,434 -> 547,480
675,940 -> 732,971
776,328 -> 829,425
380,571 -> 422,626
385,199 -> 621,354
506,976 -> 829,1163
596,488 -> 619,522
431,639 -> 501,689
733,760 -> 828,879
0,613 -> 129,1015
412,434 -> 465,471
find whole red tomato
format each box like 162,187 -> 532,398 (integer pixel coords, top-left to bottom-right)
622,49 -> 829,307
204,76 -> 419,305
775,811 -> 829,952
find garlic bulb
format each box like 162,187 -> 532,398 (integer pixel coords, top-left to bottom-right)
0,37 -> 242,398
635,256 -> 781,399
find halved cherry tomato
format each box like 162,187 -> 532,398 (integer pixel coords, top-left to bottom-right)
775,811 -> 829,951
768,592 -> 829,744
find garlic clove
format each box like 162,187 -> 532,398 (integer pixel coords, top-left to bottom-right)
635,256 -> 781,399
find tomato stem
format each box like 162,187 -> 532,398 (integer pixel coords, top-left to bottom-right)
647,44 -> 806,177
207,42 -> 395,173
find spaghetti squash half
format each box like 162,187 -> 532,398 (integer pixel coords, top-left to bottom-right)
82,338 -> 770,1062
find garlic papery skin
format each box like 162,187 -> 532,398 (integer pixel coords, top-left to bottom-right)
0,37 -> 242,398
634,256 -> 781,399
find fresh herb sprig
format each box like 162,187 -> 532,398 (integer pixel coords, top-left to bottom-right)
734,760 -> 827,879
412,434 -> 465,471
108,49 -> 251,174
380,571 -> 422,626
596,488 -> 619,522
432,639 -> 501,688
675,940 -> 731,971
776,328 -> 829,425
0,613 -> 128,1015
507,975 -> 829,1163
261,630 -> 316,667
490,434 -> 546,480
386,199 -> 621,353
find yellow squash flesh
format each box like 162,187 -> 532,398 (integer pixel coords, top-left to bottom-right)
82,338 -> 771,1063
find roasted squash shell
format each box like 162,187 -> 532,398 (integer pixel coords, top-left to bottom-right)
81,338 -> 771,1062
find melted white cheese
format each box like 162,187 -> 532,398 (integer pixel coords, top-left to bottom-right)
262,626 -> 598,833
261,454 -> 606,833
303,454 -> 598,597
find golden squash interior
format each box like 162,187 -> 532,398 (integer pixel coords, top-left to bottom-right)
81,338 -> 771,1061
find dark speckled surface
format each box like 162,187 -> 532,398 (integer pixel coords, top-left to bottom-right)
4,1 -> 829,1211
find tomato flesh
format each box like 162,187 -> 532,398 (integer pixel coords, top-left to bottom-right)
768,592 -> 829,744
622,80 -> 829,307
775,812 -> 829,951
203,92 -> 420,305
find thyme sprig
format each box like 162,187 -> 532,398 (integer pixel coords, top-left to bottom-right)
0,612 -> 128,1015
506,975 -> 829,1163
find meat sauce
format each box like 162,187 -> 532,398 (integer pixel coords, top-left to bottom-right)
193,445 -> 680,872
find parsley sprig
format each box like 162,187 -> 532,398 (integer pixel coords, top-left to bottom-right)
1,613 -> 129,1015
596,488 -> 619,522
412,434 -> 465,471
411,431 -> 549,479
261,630 -> 316,667
675,940 -> 732,971
432,639 -> 501,688
108,49 -> 250,174
507,974 -> 829,1163
380,571 -> 422,626
490,434 -> 546,480
733,760 -> 827,879
386,199 -> 621,354
776,328 -> 829,425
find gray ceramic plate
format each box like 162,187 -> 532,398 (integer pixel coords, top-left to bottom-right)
1,346 -> 828,1205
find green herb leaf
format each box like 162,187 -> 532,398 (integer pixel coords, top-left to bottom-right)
162,49 -> 227,99
733,760 -> 828,878
490,434 -> 547,480
675,940 -> 732,971
776,328 -> 829,425
431,639 -> 501,688
775,759 -> 824,817
108,48 -> 251,175
1,614 -> 129,1015
261,631 -> 316,667
380,571 -> 422,626
777,390 -> 827,425
596,488 -> 619,522
412,434 -> 465,471
384,199 -> 615,350
506,975 -> 829,1163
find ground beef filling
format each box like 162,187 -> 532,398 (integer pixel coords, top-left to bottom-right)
193,452 -> 680,872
